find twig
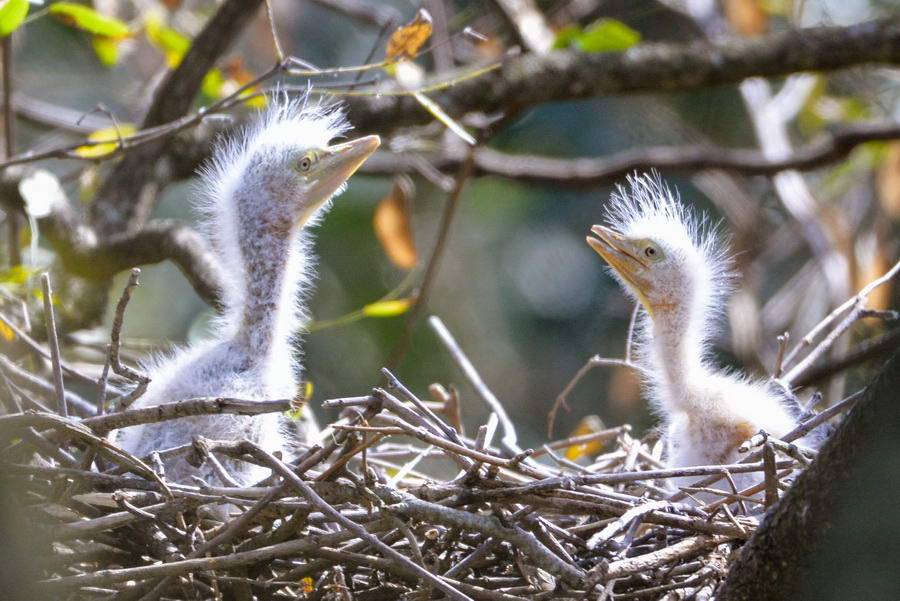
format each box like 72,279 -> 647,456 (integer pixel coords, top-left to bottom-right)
263,0 -> 285,61
40,274 -> 66,418
549,355 -> 649,438
780,257 -> 900,383
109,268 -> 150,407
0,310 -> 97,388
428,315 -> 527,460
2,35 -> 20,266
241,442 -> 474,601
386,151 -> 476,368
762,443 -> 779,508
793,326 -> 900,388
79,397 -> 292,435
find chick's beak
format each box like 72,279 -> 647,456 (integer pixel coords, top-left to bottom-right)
304,134 -> 380,210
587,224 -> 653,308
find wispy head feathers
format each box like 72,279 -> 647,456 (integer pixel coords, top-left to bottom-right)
605,171 -> 733,293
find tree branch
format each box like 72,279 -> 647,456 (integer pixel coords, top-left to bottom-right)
362,121 -> 900,186
90,0 -> 264,237
342,17 -> 900,134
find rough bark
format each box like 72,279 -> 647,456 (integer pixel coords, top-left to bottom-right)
720,350 -> 900,601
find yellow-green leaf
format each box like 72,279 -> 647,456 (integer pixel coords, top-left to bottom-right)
201,68 -> 225,99
0,264 -> 33,285
75,124 -> 137,158
0,0 -> 29,37
145,14 -> 189,68
0,319 -> 14,342
50,2 -> 129,38
362,298 -> 413,318
91,35 -> 120,66
553,19 -> 641,53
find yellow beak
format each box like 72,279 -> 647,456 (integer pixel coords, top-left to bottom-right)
308,134 -> 381,204
587,224 -> 654,313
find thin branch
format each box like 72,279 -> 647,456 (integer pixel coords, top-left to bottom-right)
76,397 -> 293,435
2,35 -> 20,266
387,151 -> 476,368
428,315 -> 528,461
550,356 -> 650,438
39,274 -> 66,418
781,258 -> 900,385
362,121 -> 900,185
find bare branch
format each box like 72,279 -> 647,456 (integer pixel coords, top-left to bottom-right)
343,18 -> 900,134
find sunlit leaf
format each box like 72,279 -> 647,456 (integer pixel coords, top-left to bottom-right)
300,577 -> 314,594
0,264 -> 34,285
386,8 -> 432,63
201,61 -> 266,108
0,0 -> 29,38
74,124 -> 137,158
0,319 -> 14,342
564,415 -> 607,460
374,176 -> 417,270
50,2 -> 130,38
145,14 -> 190,68
553,19 -> 640,53
574,19 -> 640,53
201,68 -> 224,98
302,380 -> 314,401
552,25 -> 580,50
91,35 -> 120,66
362,298 -> 413,318
725,0 -> 769,37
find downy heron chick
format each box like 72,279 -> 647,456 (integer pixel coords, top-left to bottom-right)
587,174 -> 806,493
119,99 -> 380,487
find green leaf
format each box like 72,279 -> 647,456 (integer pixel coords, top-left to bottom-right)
552,25 -> 581,50
91,35 -> 120,66
575,19 -> 641,53
0,0 -> 29,37
50,2 -> 129,38
553,19 -> 641,53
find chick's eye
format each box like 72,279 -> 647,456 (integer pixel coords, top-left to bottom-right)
297,157 -> 312,172
644,246 -> 657,258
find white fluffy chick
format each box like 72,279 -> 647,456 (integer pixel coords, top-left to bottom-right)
587,174 -> 804,494
119,98 -> 379,488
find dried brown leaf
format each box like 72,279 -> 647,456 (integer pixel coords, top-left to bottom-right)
725,0 -> 769,37
386,8 -> 433,63
374,176 -> 417,270
877,141 -> 900,220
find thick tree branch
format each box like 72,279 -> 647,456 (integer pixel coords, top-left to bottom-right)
342,17 -> 900,134
90,0 -> 263,237
34,198 -> 226,310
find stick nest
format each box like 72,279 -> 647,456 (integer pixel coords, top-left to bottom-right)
3,369 -> 817,601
